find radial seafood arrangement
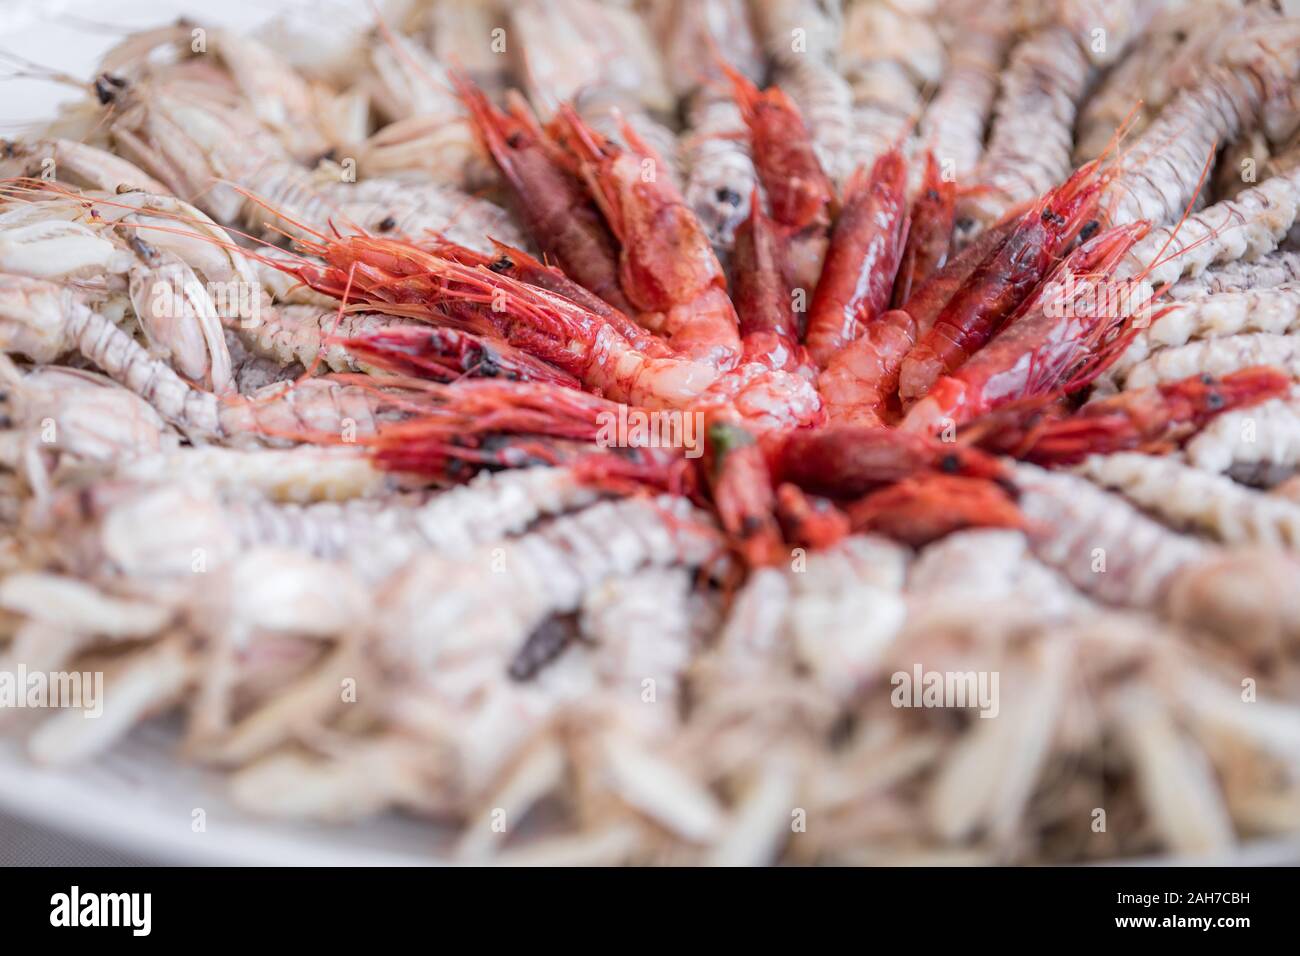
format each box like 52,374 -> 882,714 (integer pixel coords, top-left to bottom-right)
2,0 -> 1300,865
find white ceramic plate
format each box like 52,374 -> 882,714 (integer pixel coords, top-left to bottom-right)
0,721 -> 455,865
1,0 -> 1297,867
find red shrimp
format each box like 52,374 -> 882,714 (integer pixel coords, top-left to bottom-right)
901,220 -> 1155,433
421,236 -> 673,358
720,61 -> 835,231
766,426 -> 1009,501
895,215 -> 1021,342
805,148 -> 911,367
846,474 -> 1025,547
708,421 -> 786,567
449,72 -> 633,316
281,232 -> 821,432
359,381 -> 701,486
816,211 -> 1021,427
966,366 -> 1292,467
547,105 -> 741,368
336,325 -> 580,388
892,151 -> 957,307
897,157 -> 1116,404
731,192 -> 814,376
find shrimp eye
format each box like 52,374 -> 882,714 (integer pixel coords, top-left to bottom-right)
956,216 -> 975,232
477,348 -> 501,378
1079,220 -> 1100,241
94,74 -> 124,104
1205,391 -> 1225,410
489,255 -> 514,273
715,187 -> 742,207
1200,373 -> 1214,385
377,216 -> 397,232
939,453 -> 961,474
506,132 -> 524,148
925,189 -> 940,201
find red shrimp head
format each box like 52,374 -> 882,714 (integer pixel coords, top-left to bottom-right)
1033,156 -> 1115,251
901,219 -> 1154,434
449,71 -> 633,314
893,150 -> 957,306
969,367 -> 1291,466
1157,366 -> 1292,429
548,104 -> 724,314
718,60 -> 834,230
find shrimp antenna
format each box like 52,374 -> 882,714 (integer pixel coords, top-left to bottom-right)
0,178 -> 320,273
369,0 -> 456,101
1144,143 -> 1218,275
1057,148 -> 1212,397
0,50 -> 89,90
213,178 -> 338,245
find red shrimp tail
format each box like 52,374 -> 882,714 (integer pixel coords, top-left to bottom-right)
899,376 -> 971,432
896,341 -> 948,407
846,474 -> 1025,547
